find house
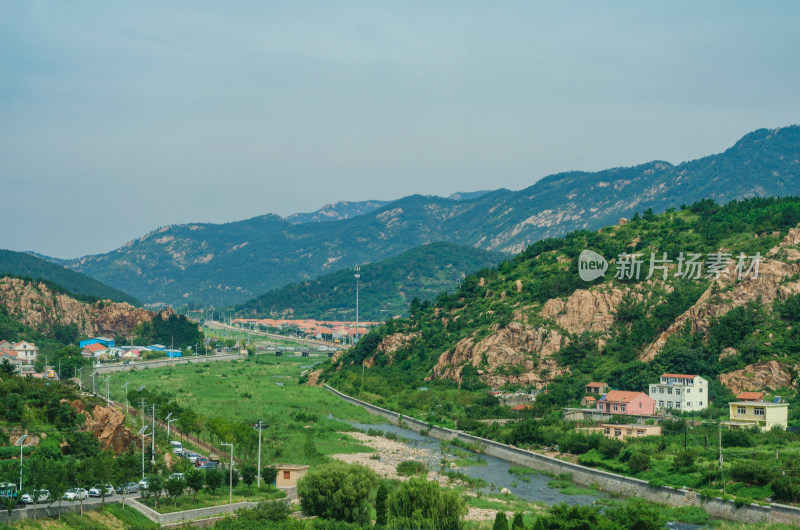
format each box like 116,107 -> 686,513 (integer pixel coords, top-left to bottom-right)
274,464 -> 310,489
726,399 -> 788,431
165,349 -> 182,358
580,396 -> 597,407
597,391 -> 656,416
511,404 -> 532,411
600,423 -> 661,440
736,392 -> 764,402
79,337 -> 115,349
148,344 -> 168,352
0,340 -> 13,350
12,341 -> 38,365
648,374 -> 708,412
82,342 -> 108,358
585,382 -> 608,395
0,348 -> 23,370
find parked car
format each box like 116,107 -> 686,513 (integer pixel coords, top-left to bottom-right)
88,484 -> 115,497
115,482 -> 139,494
138,477 -> 151,489
168,473 -> 185,481
186,452 -> 200,464
199,461 -> 218,470
195,456 -> 209,467
21,490 -> 49,504
63,488 -> 88,501
170,441 -> 183,454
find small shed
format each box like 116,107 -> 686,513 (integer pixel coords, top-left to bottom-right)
275,464 -> 310,488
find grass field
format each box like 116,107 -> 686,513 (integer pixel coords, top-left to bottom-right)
106,353 -> 383,465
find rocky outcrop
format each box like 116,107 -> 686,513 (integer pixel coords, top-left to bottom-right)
64,400 -> 135,454
307,368 -> 323,386
429,321 -> 567,389
540,287 -> 631,335
641,250 -> 800,361
719,360 -> 798,395
364,332 -> 420,367
0,276 -> 153,338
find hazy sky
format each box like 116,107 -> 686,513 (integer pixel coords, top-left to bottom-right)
2,1 -> 800,258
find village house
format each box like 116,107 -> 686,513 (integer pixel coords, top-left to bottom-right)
726,398 -> 788,431
585,382 -> 609,395
0,348 -> 23,370
12,341 -> 38,365
648,373 -> 708,412
79,336 -> 115,349
599,423 -> 661,440
736,391 -> 764,402
82,342 -> 108,358
580,395 -> 597,407
597,390 -> 656,416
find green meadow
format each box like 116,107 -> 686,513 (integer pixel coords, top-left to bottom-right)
106,353 -> 383,465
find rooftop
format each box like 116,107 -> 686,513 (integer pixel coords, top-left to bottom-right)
660,374 -> 698,379
602,390 -> 647,403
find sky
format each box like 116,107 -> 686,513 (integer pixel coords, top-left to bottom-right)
2,1 -> 800,258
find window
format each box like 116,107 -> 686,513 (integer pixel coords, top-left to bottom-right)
667,401 -> 673,408
621,405 -> 626,412
686,402 -> 691,407
700,388 -> 704,392
659,401 -> 664,408
675,402 -> 680,408
699,401 -> 703,406
637,430 -> 645,435
754,407 -> 765,416
737,406 -> 746,415
659,388 -> 664,394
675,389 -> 681,395
613,404 -> 618,411
667,388 -> 673,395
686,388 -> 691,394
650,386 -> 656,394
284,471 -> 290,480
604,428 -> 610,434
614,429 -> 621,436
626,429 -> 632,435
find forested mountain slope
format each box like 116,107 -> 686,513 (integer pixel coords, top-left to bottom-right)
57,126 -> 800,307
0,249 -> 140,306
236,242 -> 506,321
322,198 -> 800,422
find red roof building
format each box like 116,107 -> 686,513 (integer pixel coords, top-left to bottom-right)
736,392 -> 764,402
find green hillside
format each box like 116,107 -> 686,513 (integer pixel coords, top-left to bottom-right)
58,126 -> 800,307
321,197 -> 800,506
236,242 -> 506,320
0,249 -> 140,306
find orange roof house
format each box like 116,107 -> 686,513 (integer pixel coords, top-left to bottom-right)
736,392 -> 764,402
597,391 -> 656,416
585,382 -> 609,394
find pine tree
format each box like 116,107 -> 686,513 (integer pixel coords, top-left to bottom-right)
375,483 -> 388,526
493,511 -> 509,530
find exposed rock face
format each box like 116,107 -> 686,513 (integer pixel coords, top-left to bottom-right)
640,258 -> 800,361
540,288 -> 630,335
64,400 -> 135,454
364,332 -> 420,367
429,321 -> 567,389
0,276 -> 153,338
719,360 -> 798,394
306,368 -> 323,386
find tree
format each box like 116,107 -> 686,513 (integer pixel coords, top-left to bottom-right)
144,475 -> 164,508
45,461 -> 68,520
387,477 -> 467,530
375,483 -> 388,526
511,512 -> 525,529
241,465 -> 257,496
229,467 -> 240,490
205,468 -> 224,497
185,468 -> 205,501
261,465 -> 278,490
165,476 -> 185,507
90,451 -> 115,509
493,511 -> 509,530
297,461 -> 378,524
0,358 -> 15,376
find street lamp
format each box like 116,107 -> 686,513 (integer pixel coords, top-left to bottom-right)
166,413 -> 180,441
137,426 -> 150,479
122,382 -> 130,413
221,442 -> 233,513
103,376 -> 111,405
15,435 -> 28,490
90,370 -> 97,395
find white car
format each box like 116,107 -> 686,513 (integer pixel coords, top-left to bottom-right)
168,473 -> 185,481
63,488 -> 88,501
21,490 -> 49,504
138,477 -> 150,489
88,484 -> 114,497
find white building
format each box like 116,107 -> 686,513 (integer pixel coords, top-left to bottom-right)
12,341 -> 38,365
649,373 -> 708,412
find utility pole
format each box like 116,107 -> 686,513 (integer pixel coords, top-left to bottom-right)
221,442 -> 233,514
256,421 -> 265,488
354,266 -> 360,344
15,435 -> 28,490
122,382 -> 130,413
684,422 -> 687,451
104,376 -> 111,406
718,423 -> 725,494
137,427 -> 149,479
151,404 -> 156,465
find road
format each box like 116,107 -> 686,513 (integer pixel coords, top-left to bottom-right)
18,491 -> 141,511
204,320 -> 342,349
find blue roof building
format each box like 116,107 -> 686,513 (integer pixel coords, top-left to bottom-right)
80,337 -> 115,349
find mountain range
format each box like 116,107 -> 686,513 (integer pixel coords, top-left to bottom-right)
45,126 -> 800,307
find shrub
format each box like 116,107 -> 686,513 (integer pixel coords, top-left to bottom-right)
771,475 -> 800,503
597,437 -> 624,458
297,461 -> 378,524
387,477 -> 467,530
396,460 -> 427,476
493,511 -> 508,530
730,461 -> 774,486
672,450 -> 696,470
628,453 -> 651,473
722,429 -> 753,448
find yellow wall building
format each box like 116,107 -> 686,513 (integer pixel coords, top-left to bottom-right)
727,401 -> 788,431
